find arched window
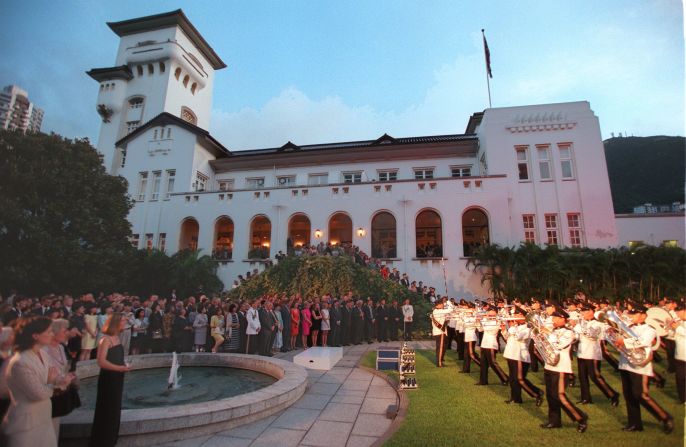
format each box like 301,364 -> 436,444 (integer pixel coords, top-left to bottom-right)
159,62 -> 166,73
147,64 -> 154,75
213,216 -> 234,260
174,67 -> 181,80
371,212 -> 397,258
328,212 -> 352,246
129,97 -> 144,108
415,209 -> 442,258
179,218 -> 199,251
462,208 -> 489,257
288,214 -> 311,251
137,65 -> 143,77
183,75 -> 190,88
249,215 -> 271,258
190,82 -> 197,95
180,107 -> 197,125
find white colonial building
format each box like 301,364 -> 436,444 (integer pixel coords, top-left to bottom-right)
88,10 -> 620,298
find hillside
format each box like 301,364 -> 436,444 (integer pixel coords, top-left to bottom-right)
604,136 -> 685,213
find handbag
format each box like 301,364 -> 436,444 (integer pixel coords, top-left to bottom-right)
51,384 -> 81,417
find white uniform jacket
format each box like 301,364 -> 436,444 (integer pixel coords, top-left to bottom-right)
573,319 -> 604,361
479,319 -> 500,350
246,307 -> 261,335
618,323 -> 656,377
502,324 -> 531,363
544,327 -> 575,374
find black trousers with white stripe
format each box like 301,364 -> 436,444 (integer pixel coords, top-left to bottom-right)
544,370 -> 586,426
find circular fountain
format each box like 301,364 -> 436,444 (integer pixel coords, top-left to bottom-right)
59,353 -> 308,447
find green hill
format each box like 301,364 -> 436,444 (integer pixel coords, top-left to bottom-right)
604,136 -> 685,213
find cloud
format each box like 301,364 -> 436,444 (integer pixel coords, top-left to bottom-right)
210,50 -> 490,151
206,22 -> 685,149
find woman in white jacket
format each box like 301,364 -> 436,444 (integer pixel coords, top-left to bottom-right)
2,316 -> 70,447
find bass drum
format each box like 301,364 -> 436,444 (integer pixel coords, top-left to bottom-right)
646,307 -> 671,337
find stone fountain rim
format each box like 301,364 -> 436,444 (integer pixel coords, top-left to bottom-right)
61,352 -> 308,435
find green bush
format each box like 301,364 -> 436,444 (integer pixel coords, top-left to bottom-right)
229,255 -> 431,334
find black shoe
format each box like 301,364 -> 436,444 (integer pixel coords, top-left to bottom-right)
474,382 -> 487,386
577,421 -> 588,433
622,425 -> 643,432
610,394 -> 619,407
663,418 -> 674,434
535,394 -> 544,407
576,399 -> 591,405
540,423 -> 561,429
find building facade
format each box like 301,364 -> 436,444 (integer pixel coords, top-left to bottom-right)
0,85 -> 44,133
88,10 -> 619,298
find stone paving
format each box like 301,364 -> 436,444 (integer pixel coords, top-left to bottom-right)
157,341 -> 432,447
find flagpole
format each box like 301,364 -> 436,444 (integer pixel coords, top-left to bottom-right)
481,29 -> 492,108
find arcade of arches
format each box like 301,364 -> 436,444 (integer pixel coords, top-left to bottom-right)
176,208 -> 490,260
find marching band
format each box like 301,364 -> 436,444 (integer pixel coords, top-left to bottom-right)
428,296 -> 683,434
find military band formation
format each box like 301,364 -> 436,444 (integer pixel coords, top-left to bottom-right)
430,295 -> 684,434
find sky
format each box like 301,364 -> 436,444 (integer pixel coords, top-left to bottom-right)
1,0 -> 684,150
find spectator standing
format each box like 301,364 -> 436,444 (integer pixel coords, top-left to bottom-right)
80,305 -> 98,361
320,302 -> 331,347
2,317 -> 62,447
90,313 -> 131,447
300,303 -> 312,349
402,299 -> 414,341
193,306 -> 208,352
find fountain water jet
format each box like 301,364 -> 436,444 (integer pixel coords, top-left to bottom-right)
167,351 -> 181,389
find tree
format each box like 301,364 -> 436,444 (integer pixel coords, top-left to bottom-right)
0,130 -> 133,294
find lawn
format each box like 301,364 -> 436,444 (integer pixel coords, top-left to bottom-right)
362,349 -> 684,447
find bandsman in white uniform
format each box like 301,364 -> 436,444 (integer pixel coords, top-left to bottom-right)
573,304 -> 619,406
476,307 -> 508,386
460,304 -> 481,373
430,302 -> 448,367
616,305 -> 674,433
541,307 -> 587,433
502,307 -> 543,405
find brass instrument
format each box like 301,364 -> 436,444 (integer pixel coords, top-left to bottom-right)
526,311 -> 560,366
596,307 -> 650,367
645,307 -> 673,338
579,319 -> 601,341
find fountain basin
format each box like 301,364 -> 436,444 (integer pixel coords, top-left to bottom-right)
60,353 -> 308,446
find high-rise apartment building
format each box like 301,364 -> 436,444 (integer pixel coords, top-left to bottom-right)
0,85 -> 44,133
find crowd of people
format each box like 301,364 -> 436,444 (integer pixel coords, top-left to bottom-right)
2,243 -> 682,444
430,294 -> 685,435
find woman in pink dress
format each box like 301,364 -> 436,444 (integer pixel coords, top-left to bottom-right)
300,302 -> 312,349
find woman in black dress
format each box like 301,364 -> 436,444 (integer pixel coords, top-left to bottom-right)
311,303 -> 322,347
90,312 -> 131,447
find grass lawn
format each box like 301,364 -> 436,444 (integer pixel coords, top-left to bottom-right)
362,349 -> 684,447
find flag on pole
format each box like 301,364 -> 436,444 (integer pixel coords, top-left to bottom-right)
482,29 -> 492,78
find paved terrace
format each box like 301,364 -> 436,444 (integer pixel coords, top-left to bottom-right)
159,341 -> 434,447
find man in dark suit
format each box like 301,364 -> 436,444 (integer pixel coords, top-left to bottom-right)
351,300 -> 364,345
389,300 -> 402,341
280,299 -> 291,352
341,300 -> 352,346
329,300 -> 342,347
375,300 -> 388,342
363,299 -> 375,344
238,302 -> 248,353
258,301 -> 275,356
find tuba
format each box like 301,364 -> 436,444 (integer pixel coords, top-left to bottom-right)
596,307 -> 650,367
525,311 -> 560,366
